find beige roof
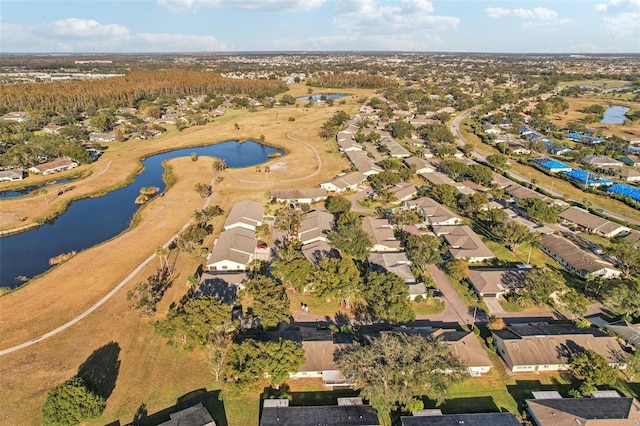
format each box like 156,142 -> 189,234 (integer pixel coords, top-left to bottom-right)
298,210 -> 334,244
270,188 -> 327,202
346,150 -> 383,174
433,329 -> 494,370
526,397 -> 640,426
207,227 -> 256,267
432,225 -> 495,260
467,268 -> 529,295
368,252 -> 414,283
504,184 -> 552,203
29,157 -> 77,173
301,240 -> 336,265
362,216 -> 401,251
324,171 -> 366,190
419,171 -> 458,187
223,200 -> 264,230
388,183 -> 419,201
404,156 -> 435,172
541,234 -> 619,275
406,197 -> 461,225
559,207 -> 629,236
493,324 -> 626,368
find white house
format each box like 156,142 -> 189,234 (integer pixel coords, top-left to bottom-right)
223,200 -> 265,231
206,227 -> 257,272
320,171 -> 366,193
27,157 -> 78,175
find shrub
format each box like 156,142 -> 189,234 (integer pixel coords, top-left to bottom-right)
414,295 -> 424,303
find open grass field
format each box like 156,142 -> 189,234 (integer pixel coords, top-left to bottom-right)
0,88 -> 378,425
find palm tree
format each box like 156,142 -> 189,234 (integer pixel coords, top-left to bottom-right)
264,165 -> 270,181
156,246 -> 170,273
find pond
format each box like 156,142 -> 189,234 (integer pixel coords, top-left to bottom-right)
0,176 -> 80,200
0,140 -> 283,288
601,105 -> 630,124
297,93 -> 349,102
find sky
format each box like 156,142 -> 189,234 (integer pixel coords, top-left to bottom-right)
1,0 -> 638,54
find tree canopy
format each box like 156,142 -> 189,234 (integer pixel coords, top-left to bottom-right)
569,349 -> 619,396
362,271 -> 415,324
335,333 -> 467,414
313,256 -> 362,304
245,275 -> 290,329
42,377 -> 105,426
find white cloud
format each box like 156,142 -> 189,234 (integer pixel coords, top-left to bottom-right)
332,0 -> 459,34
486,6 -> 559,21
275,32 -> 441,51
603,12 -> 640,37
157,0 -> 325,13
0,19 -> 227,52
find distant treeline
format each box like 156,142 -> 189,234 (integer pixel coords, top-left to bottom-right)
1,69 -> 288,112
306,72 -> 396,89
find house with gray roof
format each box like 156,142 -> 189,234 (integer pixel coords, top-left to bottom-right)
158,402 -> 216,426
492,323 -> 627,373
388,183 -> 419,202
466,268 -> 530,299
346,150 -> 383,176
401,412 -> 520,426
405,197 -> 462,226
223,200 -> 265,231
379,135 -> 411,158
559,206 -> 629,237
362,216 -> 402,252
540,234 -> 620,279
404,156 -> 435,174
526,396 -> 640,426
27,157 -> 78,175
603,320 -> 640,350
206,227 -> 257,272
321,171 -> 366,193
583,155 -> 624,169
260,398 -> 379,426
301,240 -> 338,265
270,188 -> 328,204
368,252 -> 415,284
432,225 -> 495,263
619,154 -> 640,167
298,210 -> 334,245
0,169 -> 25,182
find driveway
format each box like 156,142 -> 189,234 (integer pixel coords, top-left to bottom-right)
426,264 -> 477,326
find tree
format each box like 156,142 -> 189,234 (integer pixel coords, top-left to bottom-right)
605,280 -> 640,319
212,158 -> 227,172
42,377 -> 105,426
156,296 -> 236,349
313,256 -> 362,306
457,192 -> 489,215
270,245 -> 314,292
404,234 -> 445,272
626,350 -> 640,381
440,160 -> 468,181
328,222 -> 372,261
605,239 -> 640,279
443,259 -> 469,281
194,182 -> 212,198
486,153 -> 509,170
226,338 -> 305,388
523,267 -> 566,306
325,195 -> 352,215
570,349 -> 618,396
516,198 -> 559,223
428,184 -> 459,207
127,267 -> 173,317
486,315 -> 506,331
245,275 -> 290,329
274,207 -> 305,237
362,271 -> 415,324
492,221 -> 539,252
386,120 -> 414,139
335,333 -> 467,415
466,164 -> 493,186
388,209 -> 420,228
561,288 -> 589,319
207,332 -> 234,382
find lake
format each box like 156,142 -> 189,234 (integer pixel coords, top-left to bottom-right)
297,93 -> 349,102
0,176 -> 80,199
0,140 -> 283,288
601,105 -> 630,124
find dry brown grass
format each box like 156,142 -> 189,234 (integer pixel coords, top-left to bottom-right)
0,93 -> 373,425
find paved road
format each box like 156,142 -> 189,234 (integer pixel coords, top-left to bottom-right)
426,264 -> 478,326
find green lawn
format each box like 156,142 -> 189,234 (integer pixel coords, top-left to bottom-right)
288,291 -> 344,318
412,298 -> 446,316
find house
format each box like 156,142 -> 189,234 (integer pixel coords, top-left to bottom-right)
205,227 -> 257,272
223,200 -> 264,231
346,150 -> 382,176
260,398 -> 379,426
88,132 -> 116,143
526,396 -> 640,426
362,216 -> 402,252
482,122 -> 502,136
583,155 -> 624,169
419,171 -> 459,188
559,207 -> 630,238
0,111 -> 29,122
321,171 -> 366,193
293,328 -> 353,387
602,321 -> 640,350
466,268 -> 530,299
619,154 -> 640,167
492,323 -> 627,373
432,225 -> 495,263
385,329 -> 493,376
503,184 -> 554,205
0,169 -> 25,182
337,137 -> 362,152
27,157 -> 78,175
540,234 -> 621,279
404,156 -> 435,174
507,141 -> 530,155
531,158 -> 573,173
401,412 -> 520,426
379,135 -> 411,158
301,240 -> 338,265
42,124 -> 63,134
618,168 -> 640,182
405,197 -> 462,226
388,183 -> 419,202
368,252 -> 416,284
195,272 -> 245,305
157,402 -> 216,426
297,210 -> 334,245
270,188 -> 328,204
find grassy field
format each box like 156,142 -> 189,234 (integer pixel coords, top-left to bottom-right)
0,89 -> 379,425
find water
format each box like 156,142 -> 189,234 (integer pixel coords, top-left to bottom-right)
601,106 -> 630,124
297,93 -> 349,102
0,177 -> 79,199
0,141 -> 283,288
